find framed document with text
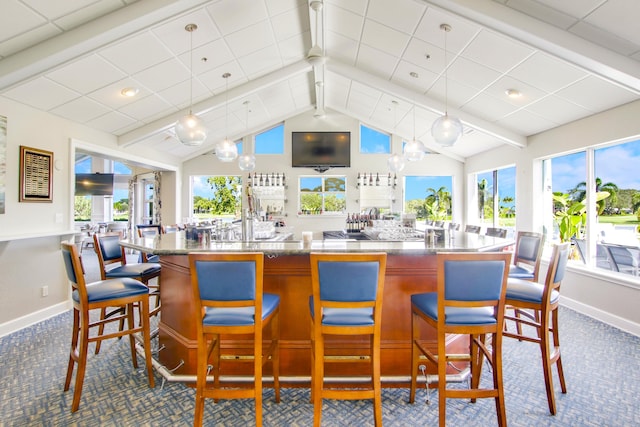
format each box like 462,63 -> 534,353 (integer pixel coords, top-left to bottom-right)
19,145 -> 53,202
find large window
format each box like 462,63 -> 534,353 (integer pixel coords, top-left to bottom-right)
74,157 -> 131,222
404,176 -> 453,223
299,175 -> 346,215
190,175 -> 242,222
255,123 -> 284,154
360,124 -> 390,154
476,166 -> 516,230
544,138 -> 640,276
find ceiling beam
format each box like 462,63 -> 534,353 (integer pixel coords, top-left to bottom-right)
327,59 -> 527,148
118,60 -> 313,147
423,0 -> 640,93
0,0 -> 211,91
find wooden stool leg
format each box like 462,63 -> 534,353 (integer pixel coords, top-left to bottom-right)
71,310 -> 91,413
254,327 -> 263,427
272,310 -> 281,403
313,332 -> 324,427
539,310 -> 557,415
552,309 -> 567,394
409,310 -> 419,404
492,332 -> 507,427
372,334 -> 382,427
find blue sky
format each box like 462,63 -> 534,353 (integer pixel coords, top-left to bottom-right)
552,138 -> 640,193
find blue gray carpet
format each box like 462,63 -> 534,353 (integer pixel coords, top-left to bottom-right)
1,305 -> 639,426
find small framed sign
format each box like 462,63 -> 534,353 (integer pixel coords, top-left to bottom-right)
19,145 -> 53,202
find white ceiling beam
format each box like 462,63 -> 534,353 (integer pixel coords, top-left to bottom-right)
0,0 -> 211,91
423,0 -> 640,93
118,60 -> 313,147
326,59 -> 527,148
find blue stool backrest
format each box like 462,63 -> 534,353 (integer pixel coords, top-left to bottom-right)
98,234 -> 123,262
194,260 -> 256,301
553,244 -> 570,283
444,260 -> 506,302
318,261 -> 379,302
518,234 -> 541,263
61,245 -> 78,284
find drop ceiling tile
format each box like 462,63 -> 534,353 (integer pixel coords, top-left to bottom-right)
86,110 -> 137,134
391,60 -> 438,93
508,52 -> 588,93
225,20 -> 275,58
361,19 -> 411,57
501,0 -> 577,29
0,23 -> 61,58
87,77 -> 150,109
461,29 -> 535,73
187,38 -> 235,74
414,7 -> 481,55
98,32 -> 174,75
158,78 -> 210,110
325,0 -> 368,16
521,0 -> 603,18
46,54 -> 127,94
356,44 -> 398,80
22,0 -> 104,20
118,93 -> 173,121
461,92 -> 518,121
556,75 -> 639,112
497,108 -> 558,136
53,0 -> 126,30
485,75 -> 547,106
266,0 -> 307,17
51,96 -> 112,123
207,0 -> 269,36
447,56 -> 501,91
525,94 -> 593,124
402,37 -> 441,75
151,10 -> 220,56
199,61 -> 246,93
132,58 -> 189,93
428,77 -> 483,110
271,4 -> 308,42
3,77 -> 79,110
366,0 -> 425,34
238,45 -> 283,79
325,31 -> 359,65
277,32 -> 309,64
0,0 -> 47,42
326,3 -> 364,42
584,0 -> 640,45
570,21 -> 639,56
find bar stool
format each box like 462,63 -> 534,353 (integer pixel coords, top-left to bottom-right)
509,231 -> 545,281
60,242 -> 155,413
504,242 -> 570,415
309,252 -> 387,427
188,252 -> 280,427
486,227 -> 508,238
409,252 -> 511,427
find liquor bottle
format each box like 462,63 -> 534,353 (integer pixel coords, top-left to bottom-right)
247,173 -> 252,187
346,214 -> 351,232
271,172 -> 275,186
357,172 -> 361,187
281,173 -> 286,187
388,172 -> 392,186
363,173 -> 367,186
259,173 -> 264,186
265,173 -> 270,186
376,173 -> 380,186
393,173 -> 398,187
369,173 -> 373,186
276,173 -> 280,186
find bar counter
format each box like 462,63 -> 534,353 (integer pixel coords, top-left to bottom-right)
121,231 -> 513,385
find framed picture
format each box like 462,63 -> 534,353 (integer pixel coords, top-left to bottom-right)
19,145 -> 53,202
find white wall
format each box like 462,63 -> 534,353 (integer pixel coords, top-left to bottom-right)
181,108 -> 464,239
465,100 -> 640,336
0,97 -> 180,335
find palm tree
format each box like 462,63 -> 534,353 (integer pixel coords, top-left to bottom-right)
568,177 -> 618,214
425,186 -> 452,220
477,178 -> 489,220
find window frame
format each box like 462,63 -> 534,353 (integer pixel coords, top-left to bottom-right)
298,175 -> 347,216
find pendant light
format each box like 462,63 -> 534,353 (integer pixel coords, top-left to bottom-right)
404,104 -> 426,161
215,72 -> 238,162
387,100 -> 406,172
431,24 -> 463,147
238,100 -> 256,171
175,24 -> 207,146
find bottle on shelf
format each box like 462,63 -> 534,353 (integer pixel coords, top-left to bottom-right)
271,172 -> 275,186
388,172 -> 392,186
362,173 -> 367,186
259,173 -> 264,186
376,173 -> 380,186
265,173 -> 270,186
393,173 -> 398,187
369,174 -> 373,186
357,172 -> 361,187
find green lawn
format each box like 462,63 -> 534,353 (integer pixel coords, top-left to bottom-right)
599,214 -> 639,225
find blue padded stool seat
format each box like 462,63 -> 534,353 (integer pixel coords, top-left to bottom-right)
308,296 -> 374,326
509,264 -> 534,280
411,293 -> 497,326
203,293 -> 280,326
138,253 -> 160,263
105,263 -> 161,278
506,278 -> 559,304
72,278 -> 149,303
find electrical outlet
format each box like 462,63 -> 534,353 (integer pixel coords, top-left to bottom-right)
41,286 -> 48,297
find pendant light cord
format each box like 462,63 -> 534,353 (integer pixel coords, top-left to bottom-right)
441,24 -> 451,116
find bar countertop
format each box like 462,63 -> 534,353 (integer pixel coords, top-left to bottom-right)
120,230 -> 513,255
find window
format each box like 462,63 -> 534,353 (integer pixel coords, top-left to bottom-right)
476,166 -> 516,230
190,175 -> 242,222
73,157 -> 131,222
404,176 -> 453,223
255,123 -> 284,154
543,138 -> 640,276
299,175 -> 346,215
360,124 -> 390,154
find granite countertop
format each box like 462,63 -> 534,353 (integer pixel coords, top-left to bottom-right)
120,231 -> 513,256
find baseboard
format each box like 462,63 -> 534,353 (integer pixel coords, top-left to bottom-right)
0,301 -> 71,338
561,297 -> 640,338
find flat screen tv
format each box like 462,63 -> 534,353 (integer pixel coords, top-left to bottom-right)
75,173 -> 114,196
292,131 -> 350,172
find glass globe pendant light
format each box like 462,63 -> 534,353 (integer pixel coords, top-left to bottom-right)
215,72 -> 238,162
175,24 -> 207,146
404,104 -> 426,161
431,24 -> 463,147
238,100 -> 256,171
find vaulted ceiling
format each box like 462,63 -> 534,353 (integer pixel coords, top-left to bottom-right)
1,0 -> 639,164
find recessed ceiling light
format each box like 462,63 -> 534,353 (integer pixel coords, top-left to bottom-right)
410,72 -> 419,78
121,87 -> 139,97
506,89 -> 522,98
